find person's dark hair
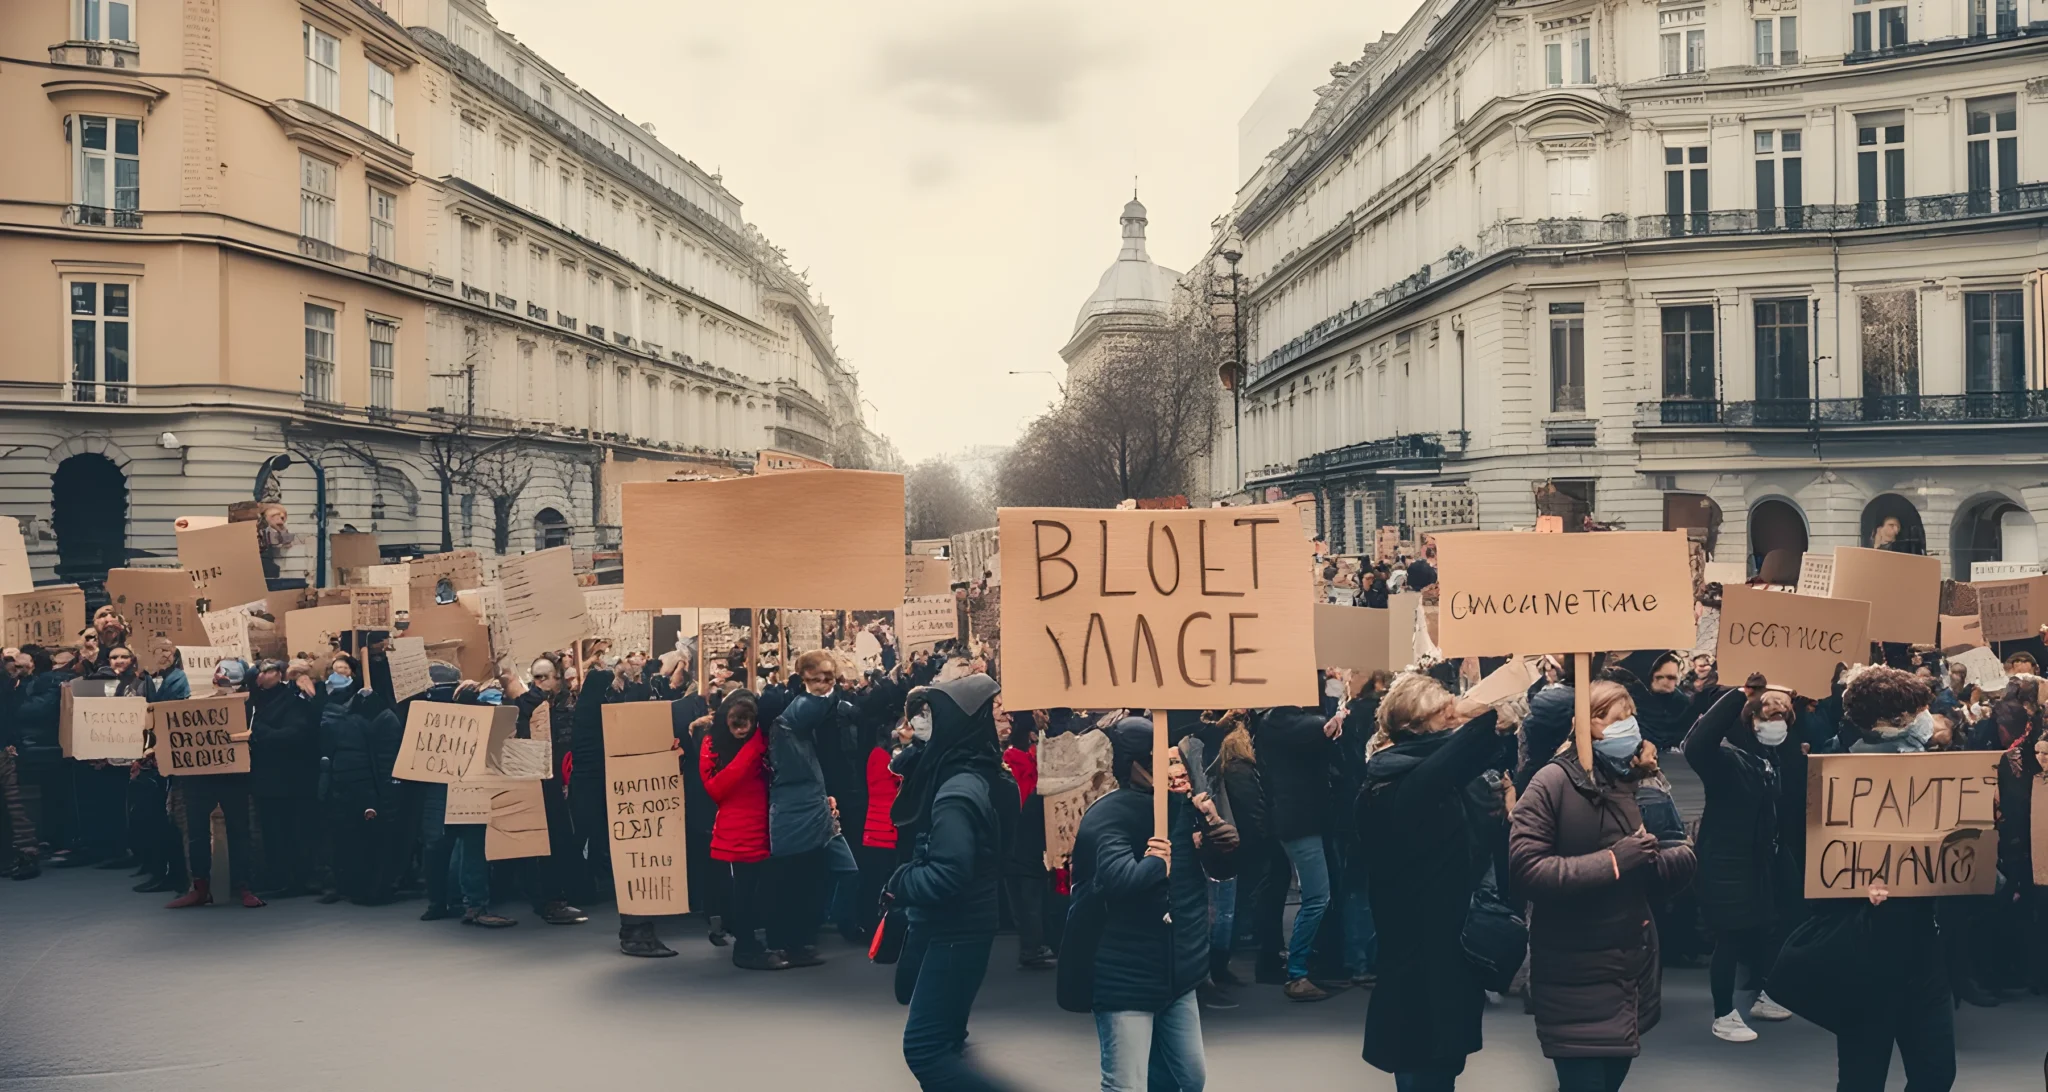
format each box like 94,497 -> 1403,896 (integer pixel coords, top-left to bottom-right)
1842,665 -> 1932,730
706,690 -> 759,773
22,645 -> 52,674
1992,701 -> 2031,745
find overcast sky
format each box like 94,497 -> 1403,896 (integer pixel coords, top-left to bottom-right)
487,0 -> 1417,463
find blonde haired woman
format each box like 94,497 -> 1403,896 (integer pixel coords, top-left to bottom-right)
1356,673 -> 1516,1090
1510,681 -> 1697,1092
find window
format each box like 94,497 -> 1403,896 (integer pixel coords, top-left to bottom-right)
1754,298 -> 1809,404
586,271 -> 603,327
613,281 -> 631,336
303,24 -> 339,110
1663,144 -> 1708,234
1852,0 -> 1908,52
1964,291 -> 2024,395
1856,114 -> 1905,223
558,261 -> 576,317
368,62 -> 396,139
539,84 -> 554,109
459,219 -> 480,287
1970,0 -> 2019,35
529,157 -> 546,214
528,247 -> 547,307
368,318 -> 396,409
1661,305 -> 1715,401
496,138 -> 517,199
304,303 -> 336,402
1546,152 -> 1593,217
368,188 -> 396,259
1859,290 -> 1919,409
68,280 -> 131,403
1660,7 -> 1706,75
1966,95 -> 2017,214
1754,15 -> 1798,64
74,115 -> 139,220
80,0 -> 133,43
495,234 -> 512,298
1548,303 -> 1586,412
1754,129 -> 1803,229
299,154 -> 336,243
1542,24 -> 1591,86
558,170 -> 573,226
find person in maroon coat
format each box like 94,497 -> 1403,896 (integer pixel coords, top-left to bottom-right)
700,691 -> 780,970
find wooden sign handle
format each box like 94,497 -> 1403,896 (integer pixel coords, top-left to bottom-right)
1574,651 -> 1595,771
1152,708 -> 1169,841
695,621 -> 707,700
746,609 -> 760,688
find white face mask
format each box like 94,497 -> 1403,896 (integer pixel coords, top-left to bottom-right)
1754,719 -> 1789,747
910,711 -> 933,742
1593,715 -> 1642,759
1906,709 -> 1934,747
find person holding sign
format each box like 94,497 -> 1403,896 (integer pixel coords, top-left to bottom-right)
883,674 -> 1018,1091
247,659 -> 319,901
513,657 -> 587,927
1993,711 -> 2047,995
72,643 -> 151,871
1509,681 -> 1697,1092
166,659 -> 266,910
317,655 -> 403,904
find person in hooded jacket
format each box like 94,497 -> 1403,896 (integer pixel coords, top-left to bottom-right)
317,654 -> 403,903
885,674 -> 1018,1090
701,689 -> 780,969
1683,686 -> 1799,1042
1072,716 -> 1240,1092
418,676 -> 515,928
764,649 -> 846,967
1356,673 -> 1517,1091
246,658 -> 319,900
1629,654 -> 1695,752
166,659 -> 267,909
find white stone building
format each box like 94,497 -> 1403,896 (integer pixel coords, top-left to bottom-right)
1215,0 -> 2048,577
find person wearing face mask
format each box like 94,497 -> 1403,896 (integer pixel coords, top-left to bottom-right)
513,655 -> 588,926
762,649 -> 846,967
414,679 -> 514,928
1510,681 -> 1697,1092
701,691 -> 779,969
68,643 -> 147,871
245,657 -> 318,901
317,653 -> 404,904
1684,686 -> 1798,1042
167,659 -> 267,909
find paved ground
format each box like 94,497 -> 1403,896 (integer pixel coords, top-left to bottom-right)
3,867 -> 2043,1090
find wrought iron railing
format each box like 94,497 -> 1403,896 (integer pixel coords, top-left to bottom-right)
65,204 -> 142,229
1637,392 -> 2048,428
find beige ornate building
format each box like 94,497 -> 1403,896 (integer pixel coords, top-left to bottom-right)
0,0 -> 870,594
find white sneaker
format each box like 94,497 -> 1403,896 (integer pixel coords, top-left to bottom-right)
1749,992 -> 1794,1022
1712,1012 -> 1759,1042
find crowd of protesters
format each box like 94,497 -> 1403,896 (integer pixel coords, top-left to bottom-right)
4,554 -> 2047,1092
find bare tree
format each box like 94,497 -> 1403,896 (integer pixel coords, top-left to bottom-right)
469,445 -> 536,554
905,457 -> 993,539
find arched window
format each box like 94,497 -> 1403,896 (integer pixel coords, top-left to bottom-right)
1748,498 -> 1807,581
1860,493 -> 1926,554
533,507 -> 570,551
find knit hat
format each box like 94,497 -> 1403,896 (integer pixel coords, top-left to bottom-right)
1107,716 -> 1155,784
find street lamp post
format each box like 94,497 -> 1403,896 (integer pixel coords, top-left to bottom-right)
1218,248 -> 1245,490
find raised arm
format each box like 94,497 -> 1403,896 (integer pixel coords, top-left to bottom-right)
1390,709 -> 1505,817
1681,688 -> 1748,784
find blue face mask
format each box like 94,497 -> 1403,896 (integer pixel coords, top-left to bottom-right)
1594,715 -> 1643,760
326,672 -> 351,693
478,688 -> 505,706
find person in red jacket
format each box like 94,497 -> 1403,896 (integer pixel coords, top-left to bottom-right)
699,691 -> 781,970
858,714 -> 916,933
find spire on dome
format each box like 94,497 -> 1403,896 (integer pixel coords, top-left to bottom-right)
1119,190 -> 1149,262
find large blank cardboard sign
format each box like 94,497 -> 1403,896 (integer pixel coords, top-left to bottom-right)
176,521 -> 268,611
393,702 -> 514,783
1435,531 -> 1695,658
604,702 -> 690,915
1312,603 -> 1407,673
1805,751 -> 1999,898
330,531 -> 380,577
0,519 -> 32,594
1829,547 -> 1940,645
498,547 -> 590,662
996,504 -> 1317,710
621,471 -> 906,611
3,585 -> 84,647
406,550 -> 483,603
1716,585 -> 1871,698
152,696 -> 251,775
1972,575 -> 2047,643
284,605 -> 353,660
105,569 -> 209,669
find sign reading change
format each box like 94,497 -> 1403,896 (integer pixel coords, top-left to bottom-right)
1805,751 -> 1998,898
1435,531 -> 1695,657
1716,585 -> 1869,697
996,504 -> 1316,710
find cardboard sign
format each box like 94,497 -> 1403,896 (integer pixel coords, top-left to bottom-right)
1952,646 -> 2008,692
406,601 -> 492,682
1435,531 -> 1694,657
1043,787 -> 1093,873
176,521 -> 268,611
1830,547 -> 1939,645
622,471 -> 905,610
1374,526 -> 1401,564
284,605 -> 352,660
1939,615 -> 1986,654
444,783 -> 493,825
483,779 -> 552,860
2,585 -> 84,647
1038,729 -> 1115,870
349,586 -> 393,630
69,695 -> 149,760
406,550 -> 483,603
583,586 -> 654,655
151,696 -> 251,774
1312,603 -> 1407,673
0,520 -> 33,594
105,568 -> 209,670
898,594 -> 959,647
603,702 -> 690,915
966,586 -> 1001,644
199,607 -> 253,662
1534,516 -> 1564,534
1715,585 -> 1871,697
494,547 -> 589,662
1973,575 -> 2047,643
906,555 -> 955,598
1702,561 -> 1748,587
361,563 -> 412,617
386,636 -> 432,699
173,515 -> 228,532
1796,554 -> 1834,598
1971,560 -> 2039,581
781,610 -> 823,654
756,448 -> 834,475
1804,751 -> 1999,898
330,531 -> 380,577
175,646 -> 224,682
996,504 -> 1317,710
393,702 -> 513,783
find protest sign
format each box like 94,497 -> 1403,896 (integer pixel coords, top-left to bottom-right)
1435,531 -> 1694,658
392,702 -> 510,783
199,606 -> 253,662
176,521 -> 267,611
1971,560 -> 2039,581
1796,554 -> 1834,598
498,547 -> 589,662
483,780 -> 552,860
1973,575 -> 2047,643
782,610 -> 823,654
444,783 -> 492,825
1830,547 -> 1939,645
361,563 -> 412,617
905,556 -> 954,598
996,504 -> 1317,710
173,515 -> 227,532
349,586 -> 393,631
105,568 -> 208,671
1804,751 -> 1999,898
1463,656 -> 1544,708
1702,561 -> 1747,587
583,587 -> 654,655
966,586 -> 1001,644
1939,615 -> 1985,654
0,520 -> 31,595
1043,788 -> 1093,872
284,605 -> 352,660
898,595 -> 959,647
1715,585 -> 1870,697
175,646 -> 224,682
330,531 -> 380,578
69,695 -> 148,760
604,702 -> 690,915
1311,603 -> 1406,673
151,696 -> 251,774
1535,516 -> 1563,533
406,550 -> 483,604
1952,646 -> 2008,692
622,471 -> 905,610
3,585 -> 84,647
1038,730 -> 1114,870
406,601 -> 493,682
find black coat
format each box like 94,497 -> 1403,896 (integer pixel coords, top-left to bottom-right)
887,771 -> 1004,940
1631,684 -> 1695,751
1072,788 -> 1236,1013
12,672 -> 65,764
1515,686 -> 1577,792
1218,758 -> 1268,845
247,684 -> 317,798
1357,712 -> 1505,1073
318,690 -> 402,818
1683,690 -> 1781,931
568,670 -> 618,816
1255,706 -> 1335,841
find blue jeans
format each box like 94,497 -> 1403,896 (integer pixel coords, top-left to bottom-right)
1280,834 -> 1331,981
901,933 -> 1006,1090
1096,989 -> 1205,1091
420,783 -> 488,911
1208,877 -> 1236,954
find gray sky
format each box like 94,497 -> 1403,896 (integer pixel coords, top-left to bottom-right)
487,0 -> 1415,462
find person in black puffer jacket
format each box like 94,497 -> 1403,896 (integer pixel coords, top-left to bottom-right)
318,666 -> 403,904
1214,713 -> 1269,988
1072,716 -> 1239,1092
1630,654 -> 1695,752
514,656 -> 586,926
1253,699 -> 1339,998
885,674 -> 1017,1091
248,659 -> 318,900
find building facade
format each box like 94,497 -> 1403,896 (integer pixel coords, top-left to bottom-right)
1061,196 -> 1181,385
1216,0 -> 2047,577
0,0 -> 868,595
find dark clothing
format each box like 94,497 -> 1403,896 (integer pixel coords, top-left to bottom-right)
888,771 -> 1004,941
900,935 -> 1005,1091
247,685 -> 317,799
765,845 -> 829,952
1255,706 -> 1336,841
318,690 -> 403,819
1631,684 -> 1694,751
181,775 -> 255,891
1070,788 -> 1236,1014
1554,1057 -> 1634,1092
1217,758 -> 1267,845
1683,690 -> 1779,932
767,693 -> 838,857
1514,687 -> 1577,792
1828,900 -> 1954,1092
1709,926 -> 1777,1017
727,858 -> 772,956
1357,712 -> 1506,1074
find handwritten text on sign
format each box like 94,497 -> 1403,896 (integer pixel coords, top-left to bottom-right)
151,696 -> 251,774
1715,585 -> 1870,698
603,702 -> 689,914
1803,751 -> 1999,898
1435,531 -> 1695,657
392,703 -> 508,783
996,505 -> 1316,710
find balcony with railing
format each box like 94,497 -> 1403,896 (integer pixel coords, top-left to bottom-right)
1636,392 -> 2048,429
49,40 -> 140,68
297,235 -> 347,264
556,313 -> 577,331
460,283 -> 491,305
527,302 -> 550,322
1280,431 -> 1460,481
65,204 -> 142,229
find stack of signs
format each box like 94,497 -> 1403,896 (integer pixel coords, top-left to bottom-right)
1829,547 -> 1939,646
603,702 -> 689,914
898,595 -> 958,648
584,586 -> 654,655
385,636 -> 434,700
2,584 -> 84,647
497,547 -> 590,663
1716,585 -> 1871,697
151,696 -> 251,774
176,521 -> 268,612
1804,751 -> 1999,897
